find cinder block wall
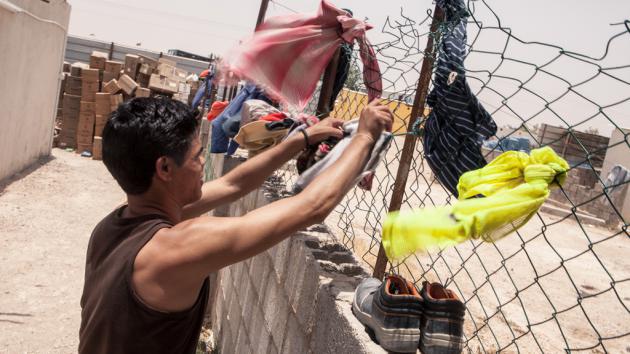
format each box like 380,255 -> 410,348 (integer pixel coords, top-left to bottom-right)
0,0 -> 70,181
206,154 -> 385,354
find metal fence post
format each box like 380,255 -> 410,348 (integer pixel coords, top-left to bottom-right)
372,5 -> 445,279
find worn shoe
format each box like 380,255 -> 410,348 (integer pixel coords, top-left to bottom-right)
419,282 -> 466,354
352,275 -> 423,353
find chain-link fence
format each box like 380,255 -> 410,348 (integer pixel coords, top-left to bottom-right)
263,1 -> 630,352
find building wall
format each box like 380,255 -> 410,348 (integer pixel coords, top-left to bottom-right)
0,0 -> 71,181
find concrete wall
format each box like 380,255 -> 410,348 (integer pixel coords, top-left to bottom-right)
0,0 -> 71,181
205,154 -> 386,354
600,127 -> 630,222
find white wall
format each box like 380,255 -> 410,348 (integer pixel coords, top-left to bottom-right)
0,0 -> 71,181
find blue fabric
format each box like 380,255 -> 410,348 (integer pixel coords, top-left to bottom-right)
423,0 -> 497,197
192,73 -> 214,110
210,83 -> 271,154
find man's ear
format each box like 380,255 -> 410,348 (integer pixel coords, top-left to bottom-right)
155,156 -> 174,182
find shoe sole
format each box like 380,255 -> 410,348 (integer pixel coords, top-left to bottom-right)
352,299 -> 420,353
420,332 -> 464,354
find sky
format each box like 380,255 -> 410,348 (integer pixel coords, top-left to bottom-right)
67,0 -> 630,136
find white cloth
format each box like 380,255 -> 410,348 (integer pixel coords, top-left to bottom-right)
293,119 -> 392,193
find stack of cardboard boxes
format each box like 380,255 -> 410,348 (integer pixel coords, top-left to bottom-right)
58,51 -> 198,159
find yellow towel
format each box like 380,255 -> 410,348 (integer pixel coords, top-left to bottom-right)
382,147 -> 570,260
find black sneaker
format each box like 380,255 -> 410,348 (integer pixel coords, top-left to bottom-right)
352,275 -> 423,353
419,282 -> 465,354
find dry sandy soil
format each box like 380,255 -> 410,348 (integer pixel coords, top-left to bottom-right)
0,149 -> 124,353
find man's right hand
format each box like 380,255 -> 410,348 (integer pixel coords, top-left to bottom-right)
358,98 -> 394,141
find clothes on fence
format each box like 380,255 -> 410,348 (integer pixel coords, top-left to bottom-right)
329,41 -> 354,111
604,164 -> 630,190
222,0 -> 382,110
265,118 -> 295,131
381,147 -> 569,260
422,0 -> 497,197
192,70 -> 214,110
240,100 -> 281,126
222,86 -> 273,139
233,120 -> 289,153
294,119 -> 392,193
210,83 -> 269,154
207,101 -> 229,121
261,112 -> 287,122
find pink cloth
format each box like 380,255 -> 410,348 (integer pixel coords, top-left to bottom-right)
222,0 -> 382,110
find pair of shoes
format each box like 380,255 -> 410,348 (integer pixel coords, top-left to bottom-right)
352,274 -> 465,353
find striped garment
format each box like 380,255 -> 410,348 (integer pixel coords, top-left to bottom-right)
222,0 -> 382,111
423,0 -> 497,197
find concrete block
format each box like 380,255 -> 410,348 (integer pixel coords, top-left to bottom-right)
234,326 -> 252,354
284,240 -> 308,308
269,238 -> 291,284
262,278 -> 289,349
246,307 -> 270,353
226,280 -> 243,339
249,253 -> 272,300
281,313 -> 308,354
294,257 -> 320,333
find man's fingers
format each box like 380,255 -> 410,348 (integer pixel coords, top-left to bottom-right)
327,118 -> 345,128
325,127 -> 344,139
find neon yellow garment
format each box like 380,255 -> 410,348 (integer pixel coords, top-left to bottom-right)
382,147 -> 569,260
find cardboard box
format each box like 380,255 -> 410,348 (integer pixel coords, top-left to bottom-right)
95,93 -> 111,114
118,74 -> 138,96
158,63 -> 187,82
65,76 -> 82,95
138,55 -> 158,71
80,101 -> 95,113
104,60 -> 123,74
149,74 -> 178,94
158,57 -> 177,67
135,87 -> 151,98
63,62 -> 71,73
94,114 -> 108,137
70,64 -> 83,77
135,72 -> 151,88
102,79 -> 121,94
103,71 -> 118,84
124,54 -> 140,79
110,94 -> 124,111
82,68 -> 100,82
81,81 -> 100,102
92,137 -> 103,160
138,63 -> 154,76
90,51 -> 109,70
62,93 -> 81,111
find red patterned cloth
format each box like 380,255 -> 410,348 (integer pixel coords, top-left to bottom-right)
222,0 -> 382,110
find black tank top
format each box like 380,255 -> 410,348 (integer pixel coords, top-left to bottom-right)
79,206 -> 209,354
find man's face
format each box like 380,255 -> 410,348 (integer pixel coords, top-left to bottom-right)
171,135 -> 205,205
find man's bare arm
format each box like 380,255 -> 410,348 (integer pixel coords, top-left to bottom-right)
181,119 -> 344,220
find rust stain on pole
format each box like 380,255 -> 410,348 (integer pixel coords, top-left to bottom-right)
373,5 -> 445,279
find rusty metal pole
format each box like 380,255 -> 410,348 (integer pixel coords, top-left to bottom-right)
256,0 -> 270,29
316,47 -> 342,118
372,5 -> 445,279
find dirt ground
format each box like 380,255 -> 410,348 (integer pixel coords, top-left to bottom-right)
0,149 -> 124,354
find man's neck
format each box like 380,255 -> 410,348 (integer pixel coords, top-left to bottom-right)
125,190 -> 182,224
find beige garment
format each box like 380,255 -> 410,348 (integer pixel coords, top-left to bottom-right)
234,120 -> 288,152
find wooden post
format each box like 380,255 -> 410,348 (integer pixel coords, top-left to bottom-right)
256,0 -> 270,29
316,47 -> 342,118
372,5 -> 445,280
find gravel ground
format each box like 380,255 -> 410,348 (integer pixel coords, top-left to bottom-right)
0,148 -> 124,354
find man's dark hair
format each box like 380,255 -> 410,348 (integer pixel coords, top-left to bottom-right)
102,97 -> 199,195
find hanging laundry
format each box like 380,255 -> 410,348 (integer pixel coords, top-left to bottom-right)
233,121 -> 289,153
260,112 -> 287,122
210,83 -> 270,154
222,88 -> 273,139
192,70 -> 214,110
207,101 -> 229,121
221,0 -> 382,110
239,100 -> 281,127
382,147 -> 569,260
423,0 -> 497,197
294,119 -> 392,193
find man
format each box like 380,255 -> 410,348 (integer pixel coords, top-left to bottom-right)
79,97 -> 393,353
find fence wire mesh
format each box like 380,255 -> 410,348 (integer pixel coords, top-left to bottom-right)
263,1 -> 630,352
